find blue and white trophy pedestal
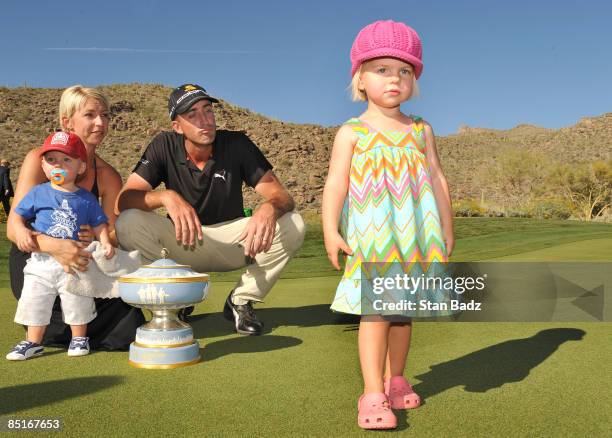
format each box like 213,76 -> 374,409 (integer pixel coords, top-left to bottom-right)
118,249 -> 209,369
130,323 -> 200,369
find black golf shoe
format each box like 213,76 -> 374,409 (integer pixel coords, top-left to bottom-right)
223,291 -> 263,335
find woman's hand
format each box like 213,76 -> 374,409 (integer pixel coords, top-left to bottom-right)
41,236 -> 93,274
324,231 -> 353,270
77,224 -> 95,243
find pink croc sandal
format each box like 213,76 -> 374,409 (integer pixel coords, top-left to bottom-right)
357,392 -> 397,430
385,376 -> 421,409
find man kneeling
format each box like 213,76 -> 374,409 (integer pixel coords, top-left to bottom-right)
116,84 -> 305,335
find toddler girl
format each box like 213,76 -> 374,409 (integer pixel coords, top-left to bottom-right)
322,20 -> 454,429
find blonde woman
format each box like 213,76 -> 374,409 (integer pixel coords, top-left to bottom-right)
7,85 -> 144,350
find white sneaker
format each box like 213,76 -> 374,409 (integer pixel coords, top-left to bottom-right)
6,340 -> 44,361
67,337 -> 90,357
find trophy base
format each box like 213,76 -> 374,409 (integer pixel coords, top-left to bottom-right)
128,340 -> 201,369
135,326 -> 194,346
127,308 -> 202,369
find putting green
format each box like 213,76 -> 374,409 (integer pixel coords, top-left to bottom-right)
1,220 -> 611,436
490,238 -> 612,261
1,278 -> 611,437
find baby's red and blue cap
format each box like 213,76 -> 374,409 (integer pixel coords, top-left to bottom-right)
40,131 -> 87,163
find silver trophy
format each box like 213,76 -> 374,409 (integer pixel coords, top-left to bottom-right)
118,249 -> 209,369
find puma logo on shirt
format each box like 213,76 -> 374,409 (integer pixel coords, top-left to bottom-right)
213,170 -> 226,181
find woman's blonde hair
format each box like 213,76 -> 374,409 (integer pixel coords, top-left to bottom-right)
349,64 -> 420,101
59,85 -> 110,129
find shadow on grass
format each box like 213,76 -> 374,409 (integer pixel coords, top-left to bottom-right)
413,328 -> 585,401
0,376 -> 125,415
201,335 -> 303,361
190,304 -> 360,339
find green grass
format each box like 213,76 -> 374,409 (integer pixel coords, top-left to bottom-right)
211,216 -> 612,281
491,238 -> 612,261
1,218 -> 611,437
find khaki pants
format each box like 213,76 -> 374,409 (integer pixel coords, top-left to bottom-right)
115,209 -> 305,304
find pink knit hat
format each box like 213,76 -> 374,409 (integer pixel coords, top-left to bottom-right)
350,20 -> 423,79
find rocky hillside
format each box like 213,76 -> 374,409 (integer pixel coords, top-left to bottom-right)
1,84 -> 610,213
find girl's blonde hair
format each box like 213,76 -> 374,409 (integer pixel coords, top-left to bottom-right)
59,85 -> 110,129
349,64 -> 420,102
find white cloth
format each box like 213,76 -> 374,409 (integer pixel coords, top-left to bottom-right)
14,253 -> 96,326
63,242 -> 141,298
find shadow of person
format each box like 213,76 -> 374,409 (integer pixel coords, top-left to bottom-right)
413,328 -> 585,401
0,376 -> 125,415
189,304 -> 360,340
200,335 -> 302,361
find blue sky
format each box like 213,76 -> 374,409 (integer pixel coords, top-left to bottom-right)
1,0 -> 611,135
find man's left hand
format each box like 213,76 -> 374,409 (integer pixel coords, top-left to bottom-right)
238,202 -> 277,258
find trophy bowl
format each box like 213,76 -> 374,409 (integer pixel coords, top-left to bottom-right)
118,249 -> 209,369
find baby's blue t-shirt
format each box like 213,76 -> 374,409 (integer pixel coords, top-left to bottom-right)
14,182 -> 108,240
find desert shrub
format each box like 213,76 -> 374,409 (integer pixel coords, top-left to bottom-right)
483,206 -> 506,218
484,147 -> 548,203
453,199 -> 485,217
505,208 -> 530,218
528,198 -> 572,219
549,160 -> 612,220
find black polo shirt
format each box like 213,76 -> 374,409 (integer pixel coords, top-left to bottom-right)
133,130 -> 272,225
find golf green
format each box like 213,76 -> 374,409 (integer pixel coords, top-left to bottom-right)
1,219 -> 611,436
491,238 -> 612,261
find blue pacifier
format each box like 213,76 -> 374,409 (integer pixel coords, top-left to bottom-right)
50,168 -> 67,185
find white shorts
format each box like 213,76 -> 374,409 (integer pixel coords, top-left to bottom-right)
14,253 -> 97,326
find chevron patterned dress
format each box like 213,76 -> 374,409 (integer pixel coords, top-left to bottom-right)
331,117 -> 451,316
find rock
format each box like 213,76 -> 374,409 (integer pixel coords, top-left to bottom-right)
111,100 -> 135,114
308,174 -> 321,184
